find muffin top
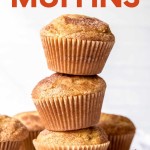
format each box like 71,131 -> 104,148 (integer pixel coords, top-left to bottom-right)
0,115 -> 29,142
41,14 -> 115,42
99,113 -> 136,135
34,126 -> 108,146
32,73 -> 106,99
14,111 -> 44,131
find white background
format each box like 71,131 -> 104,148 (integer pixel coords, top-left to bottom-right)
0,0 -> 150,149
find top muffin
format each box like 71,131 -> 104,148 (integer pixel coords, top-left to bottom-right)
32,73 -> 106,99
14,111 -> 44,131
0,115 -> 29,142
41,14 -> 115,42
99,113 -> 136,135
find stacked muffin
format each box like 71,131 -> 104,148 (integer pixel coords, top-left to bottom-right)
32,14 -> 115,150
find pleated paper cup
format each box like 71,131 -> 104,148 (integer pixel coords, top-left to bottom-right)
41,36 -> 114,75
107,133 -> 135,150
33,141 -> 110,150
19,131 -> 40,150
33,91 -> 105,131
0,141 -> 21,150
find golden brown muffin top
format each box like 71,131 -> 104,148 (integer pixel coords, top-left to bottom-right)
14,111 -> 44,131
34,126 -> 108,146
32,73 -> 106,99
99,113 -> 136,135
41,14 -> 115,42
0,115 -> 29,142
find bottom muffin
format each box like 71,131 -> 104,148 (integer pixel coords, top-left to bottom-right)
0,115 -> 29,150
33,126 -> 110,150
99,113 -> 136,150
14,111 -> 44,150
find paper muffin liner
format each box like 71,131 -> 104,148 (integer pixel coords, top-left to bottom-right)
19,131 -> 40,150
41,36 -> 114,75
107,133 -> 135,150
33,141 -> 110,150
0,141 -> 21,150
33,91 -> 105,131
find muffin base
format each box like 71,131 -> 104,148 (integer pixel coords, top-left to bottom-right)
41,36 -> 114,75
0,141 -> 21,150
33,141 -> 110,150
108,133 -> 135,150
33,91 -> 105,131
19,131 -> 40,150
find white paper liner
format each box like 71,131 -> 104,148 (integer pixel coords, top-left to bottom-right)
108,133 -> 135,150
33,91 -> 105,131
20,131 -> 40,150
41,36 -> 114,75
33,141 -> 110,150
0,141 -> 21,150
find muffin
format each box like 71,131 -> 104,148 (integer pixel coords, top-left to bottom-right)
33,126 -> 110,150
32,73 -> 106,131
14,111 -> 44,150
40,14 -> 115,75
99,113 -> 136,150
0,115 -> 29,150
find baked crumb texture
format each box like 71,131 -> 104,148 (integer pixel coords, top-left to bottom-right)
40,14 -> 115,75
32,73 -> 106,99
99,113 -> 136,135
33,126 -> 110,150
0,115 -> 29,150
35,126 -> 108,145
32,73 -> 106,131
14,111 -> 44,131
41,14 -> 115,42
0,115 -> 28,142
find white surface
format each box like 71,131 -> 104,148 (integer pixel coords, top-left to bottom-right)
0,1 -> 150,149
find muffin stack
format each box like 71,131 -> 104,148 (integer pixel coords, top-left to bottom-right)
32,14 -> 115,150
